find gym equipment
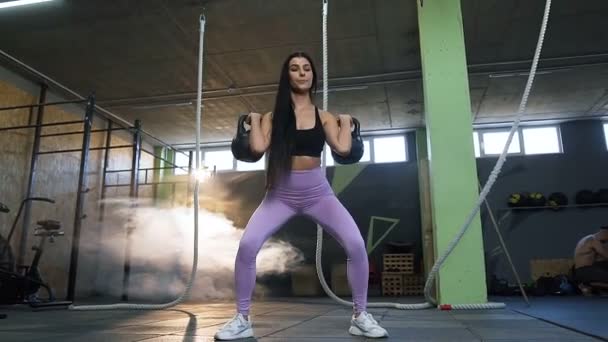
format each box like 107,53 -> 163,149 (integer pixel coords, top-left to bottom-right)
528,192 -> 546,207
316,0 -> 551,310
0,197 -> 70,308
508,192 -> 530,207
0,220 -> 63,305
547,192 -> 568,210
0,202 -> 14,273
231,114 -> 264,163
575,190 -> 595,205
593,188 -> 608,204
0,234 -> 15,273
69,14 -> 207,311
332,117 -> 364,165
1,197 -> 54,270
0,202 -> 8,319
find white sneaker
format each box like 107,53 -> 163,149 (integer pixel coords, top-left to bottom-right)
214,313 -> 254,340
348,311 -> 389,338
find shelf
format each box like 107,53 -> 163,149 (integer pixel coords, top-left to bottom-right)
499,203 -> 608,212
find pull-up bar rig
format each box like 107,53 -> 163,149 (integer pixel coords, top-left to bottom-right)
1,50 -> 195,302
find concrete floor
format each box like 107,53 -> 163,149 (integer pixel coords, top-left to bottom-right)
0,297 -> 603,342
507,296 -> 608,340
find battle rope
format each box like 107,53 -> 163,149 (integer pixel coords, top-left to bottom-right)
315,0 -> 552,310
69,14 -> 207,311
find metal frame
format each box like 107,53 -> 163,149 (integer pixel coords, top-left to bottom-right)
0,48 -> 199,303
1,93 -> 194,303
98,121 -> 113,222
120,120 -> 142,301
0,99 -> 87,111
0,120 -> 85,132
17,84 -> 47,266
604,122 -> 608,150
66,95 -> 95,301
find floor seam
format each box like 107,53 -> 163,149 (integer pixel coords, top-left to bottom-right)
258,307 -> 344,338
509,308 -> 608,342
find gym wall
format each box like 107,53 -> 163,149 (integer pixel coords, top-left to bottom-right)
0,65 -> 156,300
477,120 -> 608,285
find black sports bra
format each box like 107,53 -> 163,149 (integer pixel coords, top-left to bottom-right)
291,107 -> 325,158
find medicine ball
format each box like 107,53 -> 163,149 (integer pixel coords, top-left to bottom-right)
508,192 -> 530,207
547,192 -> 568,210
528,192 -> 546,207
593,188 -> 608,204
575,190 -> 595,205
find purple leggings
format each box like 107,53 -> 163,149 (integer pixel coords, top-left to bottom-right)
235,167 -> 368,315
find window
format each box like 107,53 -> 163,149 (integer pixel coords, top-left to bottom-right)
481,131 -> 521,155
604,123 -> 608,150
373,136 -> 407,163
522,126 -> 562,155
324,145 -> 335,167
236,155 -> 266,171
473,132 -> 480,157
361,140 -> 371,162
204,150 -> 233,171
473,125 -> 562,157
174,151 -> 191,175
185,134 -> 408,172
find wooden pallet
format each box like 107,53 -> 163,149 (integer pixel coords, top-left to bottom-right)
382,272 -> 423,296
383,253 -> 414,274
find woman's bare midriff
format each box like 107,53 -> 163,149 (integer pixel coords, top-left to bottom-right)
291,156 -> 321,170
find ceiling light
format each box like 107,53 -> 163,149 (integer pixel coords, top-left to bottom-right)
0,0 -> 54,9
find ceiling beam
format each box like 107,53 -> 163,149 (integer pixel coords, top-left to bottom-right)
96,53 -> 608,108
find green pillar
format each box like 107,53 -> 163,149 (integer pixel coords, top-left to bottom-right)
416,129 -> 434,280
417,0 -> 487,304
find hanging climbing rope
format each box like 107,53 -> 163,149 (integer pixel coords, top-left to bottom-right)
69,14 -> 207,311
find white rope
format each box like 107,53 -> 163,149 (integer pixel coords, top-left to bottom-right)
316,0 -> 552,310
314,0 -> 337,308
425,0 -> 552,310
69,14 -> 207,311
315,0 -> 429,310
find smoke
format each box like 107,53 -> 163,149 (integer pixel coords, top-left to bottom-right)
90,195 -> 304,302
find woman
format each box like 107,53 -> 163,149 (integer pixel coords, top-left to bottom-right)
215,52 -> 388,340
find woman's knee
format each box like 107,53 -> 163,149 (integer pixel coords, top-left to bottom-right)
237,235 -> 261,262
343,234 -> 367,259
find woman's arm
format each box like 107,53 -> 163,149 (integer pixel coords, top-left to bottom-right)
249,112 -> 272,154
320,111 -> 352,156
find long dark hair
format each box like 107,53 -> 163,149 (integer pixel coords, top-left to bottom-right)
266,52 -> 318,189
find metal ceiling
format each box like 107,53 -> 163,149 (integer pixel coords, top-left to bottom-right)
1,0 -> 607,145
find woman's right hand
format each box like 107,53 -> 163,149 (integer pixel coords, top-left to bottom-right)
248,112 -> 271,154
247,112 -> 262,125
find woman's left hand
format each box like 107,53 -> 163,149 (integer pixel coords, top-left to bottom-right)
337,114 -> 352,127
